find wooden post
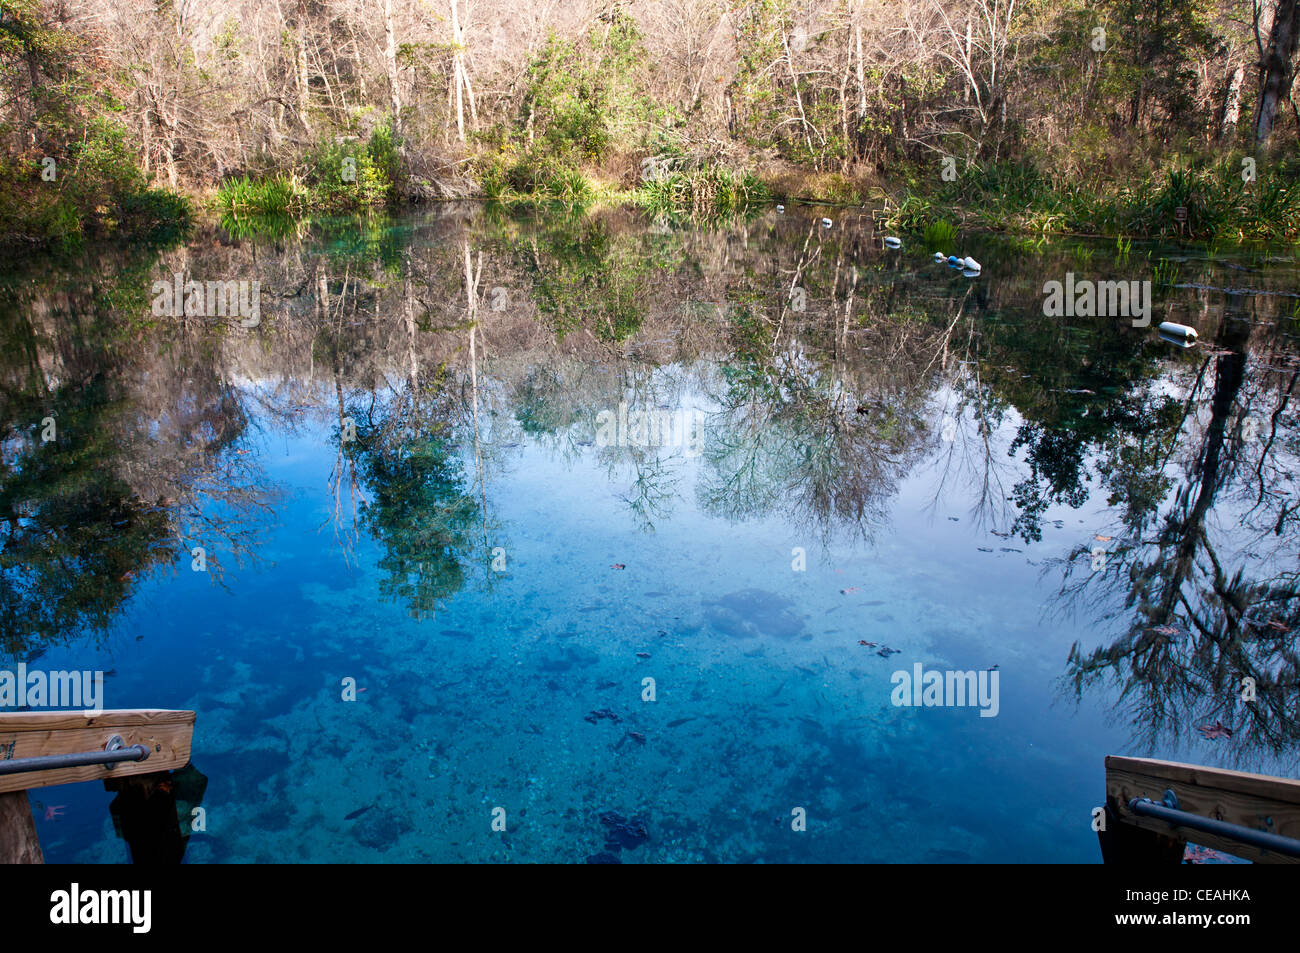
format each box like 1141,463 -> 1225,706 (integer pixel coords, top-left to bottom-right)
107,772 -> 187,865
1097,800 -> 1185,863
0,789 -> 43,863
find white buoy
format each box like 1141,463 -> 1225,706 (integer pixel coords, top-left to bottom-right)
884,236 -> 902,249
933,252 -> 946,263
777,204 -> 785,213
1158,321 -> 1198,342
962,256 -> 981,272
821,217 -> 832,228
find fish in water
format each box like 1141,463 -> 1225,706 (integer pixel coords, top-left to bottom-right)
600,811 -> 650,851
584,708 -> 621,725
636,652 -> 651,659
345,804 -> 375,821
876,646 -> 901,657
666,717 -> 697,728
610,563 -> 626,570
614,730 -> 647,751
858,640 -> 877,647
440,629 -> 474,640
596,680 -> 619,690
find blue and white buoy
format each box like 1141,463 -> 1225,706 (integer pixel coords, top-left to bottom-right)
933,252 -> 946,263
884,236 -> 902,249
821,217 -> 833,228
776,204 -> 785,213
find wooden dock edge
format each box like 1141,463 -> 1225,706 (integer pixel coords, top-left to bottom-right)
1103,755 -> 1300,864
0,709 -> 196,864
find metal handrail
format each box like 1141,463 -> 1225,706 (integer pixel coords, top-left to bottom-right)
1129,789 -> 1300,859
0,734 -> 149,777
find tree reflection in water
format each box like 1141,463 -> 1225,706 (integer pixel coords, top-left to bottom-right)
2,205 -> 1297,770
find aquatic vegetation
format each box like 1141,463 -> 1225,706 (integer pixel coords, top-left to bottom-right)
480,152 -> 597,204
634,166 -> 768,221
884,158 -> 1300,243
1151,257 -> 1180,289
922,220 -> 958,250
214,175 -> 309,216
218,211 -> 309,242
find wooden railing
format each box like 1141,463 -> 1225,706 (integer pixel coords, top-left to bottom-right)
0,709 -> 195,864
1101,755 -> 1300,864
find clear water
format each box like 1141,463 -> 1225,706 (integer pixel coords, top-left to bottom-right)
3,205 -> 1298,862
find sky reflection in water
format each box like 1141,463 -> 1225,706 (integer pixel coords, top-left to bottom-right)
2,205 -> 1298,862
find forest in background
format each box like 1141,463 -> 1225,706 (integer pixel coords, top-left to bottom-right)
2,0 -> 1298,246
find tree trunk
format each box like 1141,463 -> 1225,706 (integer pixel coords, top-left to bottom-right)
1220,63 -> 1245,139
780,24 -> 815,161
1254,0 -> 1300,146
382,0 -> 402,130
296,0 -> 312,134
853,12 -> 866,117
449,0 -> 474,141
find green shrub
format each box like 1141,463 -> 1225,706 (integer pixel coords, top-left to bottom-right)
214,175 -> 308,215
